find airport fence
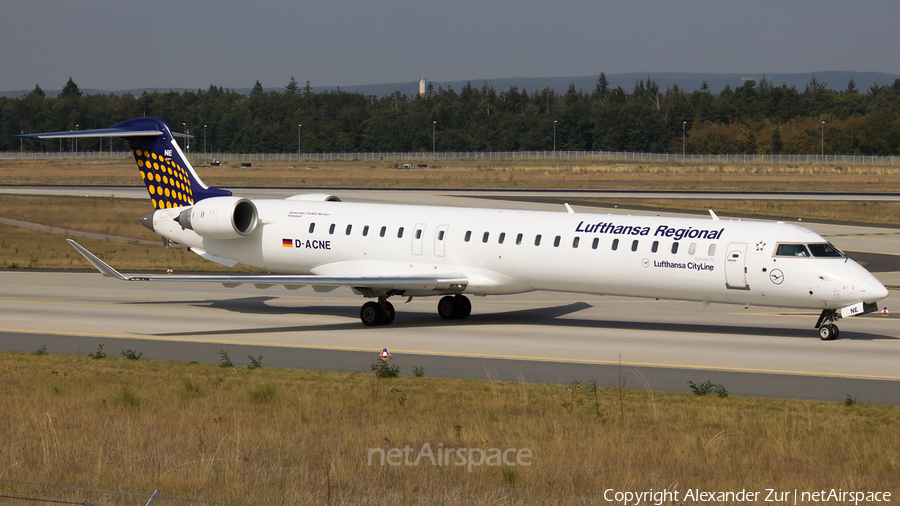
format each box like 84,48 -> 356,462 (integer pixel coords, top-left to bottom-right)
1,149 -> 898,166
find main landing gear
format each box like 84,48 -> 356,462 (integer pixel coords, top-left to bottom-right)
815,309 -> 841,341
438,295 -> 472,320
358,295 -> 472,326
360,298 -> 395,326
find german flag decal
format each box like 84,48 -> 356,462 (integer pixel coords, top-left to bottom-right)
282,239 -> 293,248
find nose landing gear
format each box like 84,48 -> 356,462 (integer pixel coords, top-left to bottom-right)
815,309 -> 840,340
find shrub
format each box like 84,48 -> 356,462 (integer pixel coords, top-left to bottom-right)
688,380 -> 728,397
218,349 -> 233,368
88,344 -> 106,359
120,348 -> 143,360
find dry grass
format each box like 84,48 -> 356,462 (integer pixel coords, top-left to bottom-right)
0,194 -> 157,241
1,351 -> 897,505
0,195 -> 260,271
0,226 -> 254,272
0,221 -> 257,272
4,158 -> 900,191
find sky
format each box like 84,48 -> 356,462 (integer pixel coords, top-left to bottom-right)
1,0 -> 898,92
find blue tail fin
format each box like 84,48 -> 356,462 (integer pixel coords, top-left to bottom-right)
18,117 -> 231,209
116,118 -> 231,209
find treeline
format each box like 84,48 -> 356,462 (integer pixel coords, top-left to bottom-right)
3,75 -> 900,155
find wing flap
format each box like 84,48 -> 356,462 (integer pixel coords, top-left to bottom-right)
68,239 -> 467,294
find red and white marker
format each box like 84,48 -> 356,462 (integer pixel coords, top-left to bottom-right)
166,268 -> 173,274
882,307 -> 890,315
379,348 -> 391,360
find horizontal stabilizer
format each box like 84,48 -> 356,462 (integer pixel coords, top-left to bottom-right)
17,128 -> 191,139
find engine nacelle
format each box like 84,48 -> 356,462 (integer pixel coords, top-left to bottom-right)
285,194 -> 342,202
176,197 -> 258,240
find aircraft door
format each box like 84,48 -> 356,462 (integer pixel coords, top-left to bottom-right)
725,242 -> 749,290
412,223 -> 427,256
434,224 -> 449,257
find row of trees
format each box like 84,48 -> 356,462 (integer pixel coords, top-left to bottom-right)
3,75 -> 900,155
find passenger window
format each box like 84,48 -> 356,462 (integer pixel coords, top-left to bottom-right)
592,237 -> 599,249
688,243 -> 697,255
572,237 -> 580,248
708,244 -> 716,256
553,236 -> 561,247
465,231 -> 472,242
808,243 -> 843,257
309,223 -> 315,233
397,227 -> 404,238
671,242 -> 679,254
516,233 -> 523,245
631,240 -> 639,252
651,241 -> 659,253
415,229 -> 422,239
329,224 -> 335,235
612,238 -> 619,251
438,230 -> 445,241
535,235 -> 542,246
482,232 -> 490,243
363,225 -> 369,236
498,232 -> 506,244
776,244 -> 810,257
345,224 -> 352,235
380,226 -> 386,237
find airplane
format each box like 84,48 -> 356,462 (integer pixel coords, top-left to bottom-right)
17,117 -> 890,339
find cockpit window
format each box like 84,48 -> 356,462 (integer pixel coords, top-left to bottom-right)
775,244 -> 810,257
807,243 -> 844,258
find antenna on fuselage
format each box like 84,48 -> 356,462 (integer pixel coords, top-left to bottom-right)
709,209 -> 719,220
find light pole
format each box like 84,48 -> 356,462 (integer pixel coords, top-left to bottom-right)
203,125 -> 207,155
75,124 -> 78,153
432,121 -> 436,160
298,124 -> 302,158
20,131 -> 23,154
553,120 -> 558,160
682,121 -> 687,165
821,121 -> 825,163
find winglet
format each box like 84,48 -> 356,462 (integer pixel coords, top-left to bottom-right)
709,209 -> 719,221
67,239 -> 126,280
565,203 -> 575,214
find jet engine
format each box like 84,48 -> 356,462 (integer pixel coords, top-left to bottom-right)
176,197 -> 258,240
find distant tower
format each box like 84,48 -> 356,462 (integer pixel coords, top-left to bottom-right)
419,78 -> 427,97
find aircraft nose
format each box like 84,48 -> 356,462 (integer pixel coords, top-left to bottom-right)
863,275 -> 889,302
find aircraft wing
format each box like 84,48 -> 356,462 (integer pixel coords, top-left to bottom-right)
68,239 -> 467,295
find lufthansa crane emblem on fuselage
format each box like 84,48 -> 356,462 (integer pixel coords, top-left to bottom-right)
769,268 -> 784,285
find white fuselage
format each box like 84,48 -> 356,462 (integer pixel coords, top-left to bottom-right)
150,199 -> 887,310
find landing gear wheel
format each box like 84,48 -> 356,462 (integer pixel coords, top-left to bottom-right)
438,296 -> 457,320
815,309 -> 841,340
360,301 -> 382,326
456,295 -> 471,319
819,324 -> 836,341
381,301 -> 395,325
